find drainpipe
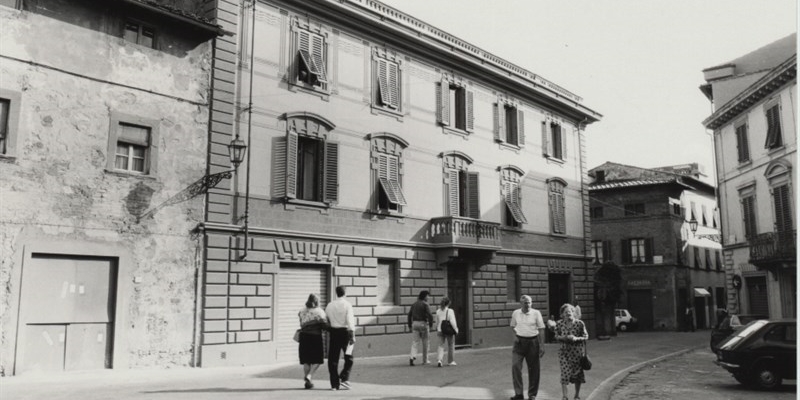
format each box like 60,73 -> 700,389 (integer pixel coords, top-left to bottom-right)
240,0 -> 256,259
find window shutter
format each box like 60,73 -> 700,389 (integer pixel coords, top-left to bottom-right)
446,169 -> 459,216
503,182 -> 527,224
285,131 -> 298,199
645,238 -> 653,263
272,136 -> 287,198
774,185 -> 793,234
465,171 -> 480,219
378,153 -> 407,206
493,103 -> 503,142
764,105 -> 782,148
387,61 -> 399,109
541,121 -> 550,156
310,33 -> 327,83
437,79 -> 450,126
376,59 -> 389,106
517,109 -> 525,146
621,239 -> 630,263
561,126 -> 568,159
602,240 -> 612,263
702,204 -> 708,226
556,191 -> 565,233
466,90 -> 474,132
323,141 -> 339,204
742,196 -> 755,238
736,124 -> 750,162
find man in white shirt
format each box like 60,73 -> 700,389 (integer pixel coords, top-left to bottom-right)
509,295 -> 545,400
326,286 -> 356,390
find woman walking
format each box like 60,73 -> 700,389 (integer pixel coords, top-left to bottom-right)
298,293 -> 328,389
554,303 -> 588,400
435,297 -> 459,367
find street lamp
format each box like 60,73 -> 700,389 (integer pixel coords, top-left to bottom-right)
688,217 -> 721,243
689,218 -> 699,234
228,135 -> 247,169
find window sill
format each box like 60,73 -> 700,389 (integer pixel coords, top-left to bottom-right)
767,145 -> 786,156
497,141 -> 521,152
370,210 -> 406,220
549,233 -> 568,239
285,198 -> 331,213
441,126 -> 471,138
289,82 -> 330,101
370,104 -> 404,121
104,169 -> 157,181
544,155 -> 566,165
736,160 -> 753,169
0,154 -> 17,164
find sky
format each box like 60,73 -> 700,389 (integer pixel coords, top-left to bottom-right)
381,0 -> 797,179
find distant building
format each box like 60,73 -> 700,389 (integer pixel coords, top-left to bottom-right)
701,33 -> 796,319
199,0 -> 601,366
0,1 -> 223,375
589,162 -> 725,331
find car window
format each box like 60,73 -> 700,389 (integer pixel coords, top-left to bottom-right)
764,325 -> 786,342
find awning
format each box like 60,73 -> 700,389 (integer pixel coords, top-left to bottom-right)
694,288 -> 711,297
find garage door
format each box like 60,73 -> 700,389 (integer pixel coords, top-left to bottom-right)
17,255 -> 116,373
276,264 -> 328,362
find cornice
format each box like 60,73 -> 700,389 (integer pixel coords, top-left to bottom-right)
703,55 -> 797,130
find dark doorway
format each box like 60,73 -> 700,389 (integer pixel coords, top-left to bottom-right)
447,263 -> 469,346
694,295 -> 708,329
627,289 -> 653,331
547,274 -> 570,342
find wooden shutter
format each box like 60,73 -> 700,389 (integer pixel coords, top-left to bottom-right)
285,131 -> 298,199
702,204 -> 708,226
773,185 -> 793,234
310,33 -> 327,83
621,239 -> 630,263
741,196 -> 755,238
376,58 -> 388,106
541,121 -> 550,156
437,79 -> 450,126
387,61 -> 399,108
447,169 -> 459,216
272,136 -> 287,198
465,90 -> 474,132
465,171 -> 480,219
736,124 -> 749,162
645,238 -> 653,263
503,182 -> 527,224
556,190 -> 565,233
602,241 -> 612,263
378,153 -> 407,206
561,126 -> 568,159
517,109 -> 525,146
493,103 -> 503,142
764,105 -> 782,148
323,141 -> 338,204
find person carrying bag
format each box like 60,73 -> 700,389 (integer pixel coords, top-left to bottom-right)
436,297 -> 459,367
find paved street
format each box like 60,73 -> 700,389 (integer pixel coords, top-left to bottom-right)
0,331 -> 760,400
610,347 -> 796,400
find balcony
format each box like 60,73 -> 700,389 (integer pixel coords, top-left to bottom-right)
427,217 -> 502,248
749,230 -> 796,266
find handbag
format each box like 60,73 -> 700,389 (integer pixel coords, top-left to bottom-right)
293,329 -> 301,343
440,309 -> 456,336
580,339 -> 592,370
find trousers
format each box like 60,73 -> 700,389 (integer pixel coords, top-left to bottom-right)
327,328 -> 353,389
409,321 -> 430,363
511,336 -> 541,398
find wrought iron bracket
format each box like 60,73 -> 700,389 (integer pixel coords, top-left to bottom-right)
137,170 -> 234,222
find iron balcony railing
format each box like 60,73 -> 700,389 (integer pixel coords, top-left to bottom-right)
749,229 -> 796,265
427,217 -> 501,248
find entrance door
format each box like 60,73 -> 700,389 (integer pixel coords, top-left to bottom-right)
627,289 -> 653,331
17,255 -> 116,374
276,264 -> 327,362
446,264 -> 468,346
746,276 -> 768,316
547,274 -> 570,342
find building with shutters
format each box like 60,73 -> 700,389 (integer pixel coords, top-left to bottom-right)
588,162 -> 725,331
700,33 -> 796,319
0,0 -> 224,375
199,0 -> 601,367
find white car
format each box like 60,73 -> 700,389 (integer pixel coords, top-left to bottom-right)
615,309 -> 638,331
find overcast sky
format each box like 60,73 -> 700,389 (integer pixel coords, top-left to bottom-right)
381,0 -> 797,178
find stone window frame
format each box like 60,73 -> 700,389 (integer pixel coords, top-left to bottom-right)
368,132 -> 409,217
499,165 -> 527,228
765,160 -> 793,236
441,151 -> 479,218
0,88 -> 22,161
376,259 -> 400,306
436,74 -> 474,137
493,96 -> 525,149
106,112 -> 160,177
737,182 -> 758,240
371,48 -> 404,118
288,17 -> 331,99
733,116 -> 751,165
542,115 -> 568,163
547,178 -> 567,235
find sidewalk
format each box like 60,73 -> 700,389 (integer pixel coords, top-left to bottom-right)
1,331 -> 708,400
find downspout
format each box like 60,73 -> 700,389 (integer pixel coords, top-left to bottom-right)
240,0 -> 256,259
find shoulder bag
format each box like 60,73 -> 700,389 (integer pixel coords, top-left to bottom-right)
579,322 -> 592,370
440,309 -> 456,336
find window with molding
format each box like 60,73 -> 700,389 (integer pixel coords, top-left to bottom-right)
765,161 -> 793,238
273,113 -> 338,206
291,23 -> 328,92
734,119 -> 750,163
124,19 -> 156,48
442,152 -> 479,218
764,102 -> 783,150
622,238 -> 652,264
547,178 -> 566,234
106,113 -> 159,176
738,184 -> 757,239
373,50 -> 402,113
369,133 -> 408,215
494,100 -> 524,147
0,89 -> 21,158
376,259 -> 399,305
542,120 -> 567,161
500,166 -> 527,227
506,265 -> 520,301
437,77 -> 473,134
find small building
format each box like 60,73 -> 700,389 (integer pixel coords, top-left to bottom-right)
589,162 -> 726,331
700,33 -> 796,319
0,0 -> 224,375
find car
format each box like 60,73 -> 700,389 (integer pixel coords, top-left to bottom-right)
714,319 -> 796,390
615,309 -> 638,331
710,314 -> 767,353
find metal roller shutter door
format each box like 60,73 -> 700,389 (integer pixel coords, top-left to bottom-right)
276,264 -> 327,362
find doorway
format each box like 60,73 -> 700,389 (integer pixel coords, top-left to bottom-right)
276,263 -> 328,362
547,274 -> 570,341
627,289 -> 653,330
446,263 -> 469,346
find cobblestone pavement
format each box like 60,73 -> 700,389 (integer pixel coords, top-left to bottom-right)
609,347 -> 797,400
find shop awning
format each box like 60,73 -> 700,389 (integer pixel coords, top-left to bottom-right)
694,288 -> 711,297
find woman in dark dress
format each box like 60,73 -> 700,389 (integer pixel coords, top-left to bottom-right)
555,303 -> 589,400
298,293 -> 328,389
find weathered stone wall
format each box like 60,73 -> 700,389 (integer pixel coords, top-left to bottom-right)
0,6 -> 213,373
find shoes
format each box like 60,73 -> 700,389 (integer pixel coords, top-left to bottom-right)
330,388 -> 338,391
303,377 -> 313,389
422,360 -> 430,365
340,381 -> 351,390
437,360 -> 442,367
510,395 -> 524,400
448,361 -> 457,366
409,357 -> 415,366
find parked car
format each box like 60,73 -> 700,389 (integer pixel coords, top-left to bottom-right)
714,319 -> 796,390
615,309 -> 638,331
710,314 -> 767,353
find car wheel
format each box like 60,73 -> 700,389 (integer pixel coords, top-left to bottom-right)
618,323 -> 628,332
753,363 -> 782,390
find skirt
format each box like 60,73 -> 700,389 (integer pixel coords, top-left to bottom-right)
298,332 -> 324,365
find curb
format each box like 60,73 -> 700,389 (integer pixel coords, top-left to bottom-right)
585,345 -> 704,400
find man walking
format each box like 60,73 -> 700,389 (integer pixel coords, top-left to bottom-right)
407,290 -> 434,366
326,286 -> 356,390
509,295 -> 545,400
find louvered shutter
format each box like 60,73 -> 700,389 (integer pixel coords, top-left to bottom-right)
323,141 -> 338,204
602,241 -> 612,263
510,183 -> 527,223
310,33 -> 327,83
494,103 -> 503,142
465,90 -> 474,132
742,196 -> 756,238
447,169 -> 459,216
517,109 -> 525,146
645,238 -> 653,263
466,171 -> 480,219
764,105 -> 782,148
376,58 -> 388,106
387,61 -> 399,109
285,131 -> 298,199
273,136 -> 287,198
736,124 -> 750,162
541,121 -> 550,156
773,185 -> 792,234
378,153 -> 407,206
438,79 -> 450,126
556,191 -> 565,233
561,126 -> 568,160
702,204 -> 708,226
621,239 -> 630,263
